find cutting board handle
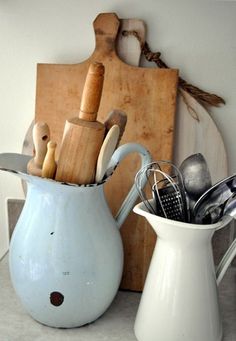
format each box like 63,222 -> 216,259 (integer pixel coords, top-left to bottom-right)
107,143 -> 152,228
93,13 -> 120,56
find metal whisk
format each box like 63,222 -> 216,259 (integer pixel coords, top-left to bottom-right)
135,161 -> 189,222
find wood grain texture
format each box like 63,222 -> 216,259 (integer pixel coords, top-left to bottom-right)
34,13 -> 178,291
79,62 -> 105,121
55,118 -> 105,184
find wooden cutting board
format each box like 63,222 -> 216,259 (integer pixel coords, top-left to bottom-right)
174,89 -> 228,183
34,13 -> 178,291
21,17 -> 153,291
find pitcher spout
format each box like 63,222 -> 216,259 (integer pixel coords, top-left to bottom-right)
0,153 -> 31,179
134,199 -> 232,239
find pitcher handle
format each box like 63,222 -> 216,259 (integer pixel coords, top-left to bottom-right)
107,143 -> 151,228
215,218 -> 236,285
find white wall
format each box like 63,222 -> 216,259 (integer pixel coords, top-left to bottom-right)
0,0 -> 236,257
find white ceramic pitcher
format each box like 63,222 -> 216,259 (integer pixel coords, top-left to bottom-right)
133,200 -> 236,341
0,143 -> 151,328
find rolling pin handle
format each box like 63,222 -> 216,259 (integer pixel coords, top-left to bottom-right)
79,62 -> 105,122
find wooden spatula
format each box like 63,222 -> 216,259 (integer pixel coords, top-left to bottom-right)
95,124 -> 120,183
104,109 -> 127,147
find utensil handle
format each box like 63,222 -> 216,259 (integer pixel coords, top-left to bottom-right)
79,62 -> 105,122
107,143 -> 151,228
32,122 -> 50,167
42,141 -> 57,179
215,218 -> 236,285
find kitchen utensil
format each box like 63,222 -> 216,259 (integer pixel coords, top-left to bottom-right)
180,153 -> 212,198
34,13 -> 178,290
42,141 -> 57,179
27,122 -> 50,176
223,193 -> 236,219
180,153 -> 212,212
135,161 -> 188,222
95,124 -> 120,183
104,109 -> 127,147
55,62 -> 105,184
0,143 -> 151,327
133,200 -> 235,341
192,174 -> 236,224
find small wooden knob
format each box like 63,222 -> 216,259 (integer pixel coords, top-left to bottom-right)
42,141 -> 57,179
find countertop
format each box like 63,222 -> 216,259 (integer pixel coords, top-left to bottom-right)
0,254 -> 235,341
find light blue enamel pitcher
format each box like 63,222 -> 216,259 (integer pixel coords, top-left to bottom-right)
0,143 -> 151,328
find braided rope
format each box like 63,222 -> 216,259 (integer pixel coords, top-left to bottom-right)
122,30 -> 225,108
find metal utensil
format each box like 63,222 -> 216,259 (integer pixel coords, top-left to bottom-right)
135,161 -> 189,222
192,174 -> 236,224
180,153 -> 212,211
222,193 -> 236,219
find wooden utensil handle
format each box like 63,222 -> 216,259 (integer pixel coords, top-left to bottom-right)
79,62 -> 105,121
42,141 -> 57,179
27,121 -> 50,176
104,109 -> 127,146
33,122 -> 50,167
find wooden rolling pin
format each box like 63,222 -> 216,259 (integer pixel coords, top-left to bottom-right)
27,122 -> 50,176
55,62 -> 105,184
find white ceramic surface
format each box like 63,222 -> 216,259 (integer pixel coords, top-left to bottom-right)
133,200 -> 235,341
0,143 -> 151,328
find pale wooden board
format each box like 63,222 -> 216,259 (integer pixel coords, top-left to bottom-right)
174,89 -> 228,183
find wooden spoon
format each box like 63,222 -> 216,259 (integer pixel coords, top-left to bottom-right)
95,124 -> 120,183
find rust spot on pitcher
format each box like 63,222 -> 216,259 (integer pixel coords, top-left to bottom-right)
50,291 -> 64,306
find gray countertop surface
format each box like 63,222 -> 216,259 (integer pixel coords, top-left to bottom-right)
0,254 -> 235,341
